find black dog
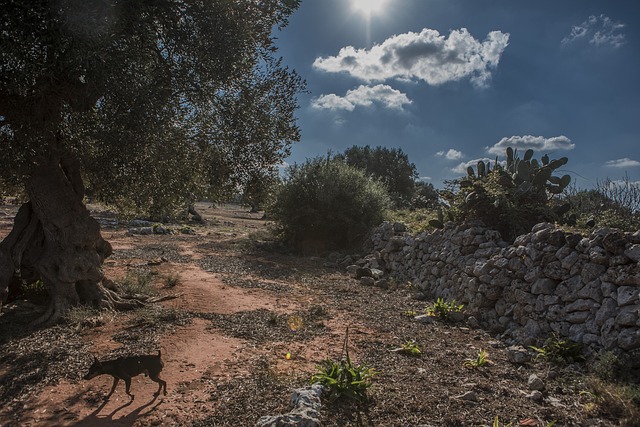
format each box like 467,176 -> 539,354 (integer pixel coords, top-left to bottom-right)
84,350 -> 167,400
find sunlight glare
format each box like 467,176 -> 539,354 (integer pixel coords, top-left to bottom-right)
351,0 -> 388,16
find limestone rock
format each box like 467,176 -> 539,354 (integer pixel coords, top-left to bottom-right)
257,384 -> 324,427
527,374 -> 545,391
507,345 -> 530,364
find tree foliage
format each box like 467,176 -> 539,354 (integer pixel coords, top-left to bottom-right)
0,0 -> 304,218
337,145 -> 419,208
0,0 -> 304,323
269,158 -> 391,252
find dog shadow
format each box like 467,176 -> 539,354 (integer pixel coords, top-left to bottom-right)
69,392 -> 164,426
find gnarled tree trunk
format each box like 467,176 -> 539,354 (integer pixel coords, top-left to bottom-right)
0,152 -> 142,324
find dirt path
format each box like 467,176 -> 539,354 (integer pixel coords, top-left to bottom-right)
0,204 -> 311,426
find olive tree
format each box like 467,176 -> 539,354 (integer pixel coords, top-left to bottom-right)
0,0 -> 303,323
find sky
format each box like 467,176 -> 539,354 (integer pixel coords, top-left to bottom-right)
274,0 -> 640,189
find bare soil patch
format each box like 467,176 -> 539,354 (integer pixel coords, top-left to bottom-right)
0,203 -> 636,426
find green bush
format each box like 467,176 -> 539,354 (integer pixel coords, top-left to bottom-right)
269,157 -> 391,252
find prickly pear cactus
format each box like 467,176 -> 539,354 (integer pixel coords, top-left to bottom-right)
451,147 -> 573,241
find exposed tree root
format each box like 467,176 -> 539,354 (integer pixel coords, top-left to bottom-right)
29,281 -> 181,326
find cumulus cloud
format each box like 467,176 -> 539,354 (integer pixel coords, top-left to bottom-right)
313,28 -> 510,88
605,158 -> 640,168
562,15 -> 626,48
451,158 -> 496,174
436,149 -> 464,160
486,135 -> 575,156
311,94 -> 356,111
311,84 -> 412,111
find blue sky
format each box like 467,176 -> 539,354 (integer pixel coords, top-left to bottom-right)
275,0 -> 640,189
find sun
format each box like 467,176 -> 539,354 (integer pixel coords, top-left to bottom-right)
351,0 -> 388,16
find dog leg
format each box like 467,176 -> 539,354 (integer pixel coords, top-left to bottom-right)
124,377 -> 134,400
149,373 -> 167,396
105,377 -> 119,400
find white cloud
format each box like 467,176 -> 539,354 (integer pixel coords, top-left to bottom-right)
605,158 -> 640,168
418,176 -> 432,181
562,15 -> 626,48
451,158 -> 496,174
311,94 -> 356,111
313,28 -> 510,88
486,135 -> 575,156
436,149 -> 464,160
311,84 -> 412,111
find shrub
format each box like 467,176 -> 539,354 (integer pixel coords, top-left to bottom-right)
269,157 -> 391,252
530,333 -> 584,365
564,177 -> 640,232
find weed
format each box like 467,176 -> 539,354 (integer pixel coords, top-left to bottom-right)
463,349 -> 491,369
308,304 -> 328,317
530,333 -> 584,365
397,340 -> 421,357
590,351 -> 619,381
311,327 -> 376,402
119,270 -> 157,296
287,315 -> 304,332
386,209 -> 437,233
65,306 -> 110,330
163,273 -> 181,288
267,311 -> 279,325
580,378 -> 640,426
402,310 -> 417,317
425,297 -> 463,321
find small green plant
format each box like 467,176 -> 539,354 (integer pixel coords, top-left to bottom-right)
463,349 -> 491,369
402,310 -> 417,317
397,340 -> 421,357
311,327 -> 376,402
530,333 -> 584,364
426,297 -> 463,321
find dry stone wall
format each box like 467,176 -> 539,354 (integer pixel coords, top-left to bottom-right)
360,221 -> 640,360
